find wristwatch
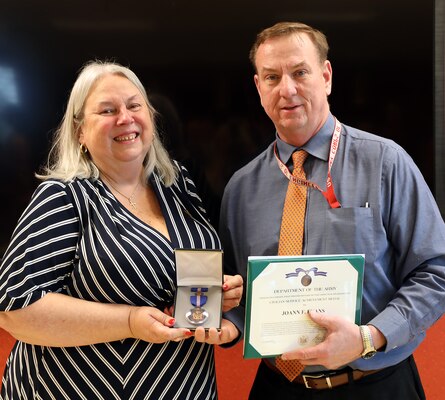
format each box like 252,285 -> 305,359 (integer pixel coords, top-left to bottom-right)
359,325 -> 377,359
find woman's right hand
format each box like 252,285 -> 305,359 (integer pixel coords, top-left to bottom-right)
128,306 -> 193,343
0,294 -> 193,347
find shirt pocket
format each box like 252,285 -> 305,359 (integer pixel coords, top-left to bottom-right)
324,207 -> 375,262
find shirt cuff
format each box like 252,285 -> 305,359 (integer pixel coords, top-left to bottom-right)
368,306 -> 411,351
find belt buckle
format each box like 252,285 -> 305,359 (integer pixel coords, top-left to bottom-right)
302,373 -> 332,389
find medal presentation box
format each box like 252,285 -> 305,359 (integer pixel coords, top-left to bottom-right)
173,249 -> 223,330
244,254 -> 364,359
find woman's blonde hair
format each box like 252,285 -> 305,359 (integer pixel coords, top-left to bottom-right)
38,60 -> 177,186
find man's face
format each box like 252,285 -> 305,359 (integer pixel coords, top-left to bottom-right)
254,33 -> 332,146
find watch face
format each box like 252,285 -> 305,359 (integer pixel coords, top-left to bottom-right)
362,350 -> 377,360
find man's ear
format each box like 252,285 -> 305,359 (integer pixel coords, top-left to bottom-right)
323,60 -> 333,96
254,74 -> 264,105
254,74 -> 260,93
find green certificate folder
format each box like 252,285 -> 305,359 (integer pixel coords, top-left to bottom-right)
244,254 -> 364,359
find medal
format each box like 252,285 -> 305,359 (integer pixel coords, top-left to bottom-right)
185,287 -> 209,325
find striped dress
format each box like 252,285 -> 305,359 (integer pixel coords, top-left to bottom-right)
0,164 -> 221,400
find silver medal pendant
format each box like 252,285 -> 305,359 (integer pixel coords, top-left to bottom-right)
186,307 -> 209,325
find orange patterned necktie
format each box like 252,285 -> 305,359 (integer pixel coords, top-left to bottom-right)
275,150 -> 308,381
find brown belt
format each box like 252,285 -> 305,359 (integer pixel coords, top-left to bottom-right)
262,359 -> 381,390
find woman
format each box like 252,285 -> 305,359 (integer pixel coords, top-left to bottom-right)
0,61 -> 242,399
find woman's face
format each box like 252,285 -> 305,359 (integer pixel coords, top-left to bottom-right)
79,74 -> 153,174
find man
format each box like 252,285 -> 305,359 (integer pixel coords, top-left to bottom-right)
219,21 -> 445,399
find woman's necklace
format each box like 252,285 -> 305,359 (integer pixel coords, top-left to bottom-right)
101,174 -> 141,210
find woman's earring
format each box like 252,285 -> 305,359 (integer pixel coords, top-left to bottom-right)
80,143 -> 88,154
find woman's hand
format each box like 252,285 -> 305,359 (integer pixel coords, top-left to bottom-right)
128,306 -> 193,343
222,274 -> 243,312
193,318 -> 239,345
0,293 -> 193,347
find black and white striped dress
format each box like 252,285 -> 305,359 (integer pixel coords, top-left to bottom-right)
0,164 -> 221,400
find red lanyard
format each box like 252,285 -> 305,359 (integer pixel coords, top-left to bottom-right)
274,118 -> 342,209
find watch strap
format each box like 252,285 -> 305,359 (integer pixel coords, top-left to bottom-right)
359,325 -> 377,359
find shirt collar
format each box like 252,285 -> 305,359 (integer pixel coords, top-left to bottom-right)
275,113 -> 336,165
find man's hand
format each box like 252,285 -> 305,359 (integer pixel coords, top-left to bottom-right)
280,312 -> 364,370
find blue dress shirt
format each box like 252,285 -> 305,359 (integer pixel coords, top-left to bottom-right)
220,113 -> 445,371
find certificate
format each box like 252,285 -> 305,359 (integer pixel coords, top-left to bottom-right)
243,254 -> 364,359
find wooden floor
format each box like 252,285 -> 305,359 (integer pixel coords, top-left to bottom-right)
1,317 -> 444,398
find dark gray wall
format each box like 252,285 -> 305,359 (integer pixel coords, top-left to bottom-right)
0,0 -> 436,253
